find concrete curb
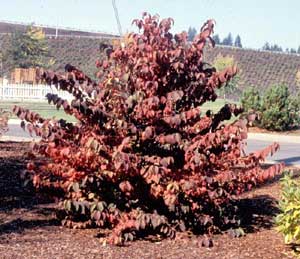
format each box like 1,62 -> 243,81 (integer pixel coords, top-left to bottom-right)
248,132 -> 300,144
8,119 -> 22,125
0,135 -> 39,142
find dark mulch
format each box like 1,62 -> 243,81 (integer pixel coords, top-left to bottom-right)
0,142 -> 295,259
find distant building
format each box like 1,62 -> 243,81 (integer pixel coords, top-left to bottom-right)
10,68 -> 44,84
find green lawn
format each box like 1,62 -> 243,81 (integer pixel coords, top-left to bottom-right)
201,99 -> 239,118
0,99 -> 239,124
0,101 -> 76,122
202,99 -> 228,113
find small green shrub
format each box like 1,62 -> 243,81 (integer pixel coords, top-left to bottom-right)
241,86 -> 261,112
276,172 -> 300,248
260,85 -> 300,131
241,84 -> 300,131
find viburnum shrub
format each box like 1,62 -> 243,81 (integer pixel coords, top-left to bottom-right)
13,13 -> 284,245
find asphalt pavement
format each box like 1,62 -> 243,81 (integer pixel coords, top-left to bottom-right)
245,139 -> 299,166
2,121 -> 300,167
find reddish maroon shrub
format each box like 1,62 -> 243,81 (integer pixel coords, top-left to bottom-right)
13,13 -> 283,245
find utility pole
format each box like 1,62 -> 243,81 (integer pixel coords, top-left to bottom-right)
112,0 -> 122,36
0,51 -> 3,84
55,25 -> 58,39
55,18 -> 59,39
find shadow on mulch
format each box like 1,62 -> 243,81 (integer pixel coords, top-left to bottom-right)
0,218 -> 59,236
0,142 -> 58,237
237,194 -> 279,233
0,142 -> 53,213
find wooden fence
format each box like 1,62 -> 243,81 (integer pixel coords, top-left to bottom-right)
0,84 -> 74,102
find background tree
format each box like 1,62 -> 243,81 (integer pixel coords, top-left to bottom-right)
297,46 -> 300,54
187,26 -> 197,41
262,43 -> 283,52
3,26 -> 53,73
262,42 -> 271,51
222,33 -> 233,46
213,53 -> 240,101
271,44 -> 283,52
234,35 -> 242,48
212,34 -> 220,45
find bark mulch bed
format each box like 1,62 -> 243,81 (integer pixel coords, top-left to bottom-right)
0,142 -> 296,259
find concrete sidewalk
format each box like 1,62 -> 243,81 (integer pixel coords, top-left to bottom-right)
7,119 -> 26,125
248,132 -> 300,144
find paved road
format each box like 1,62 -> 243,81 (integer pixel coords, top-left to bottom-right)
5,122 -> 35,140
3,123 -> 300,166
246,140 -> 299,166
